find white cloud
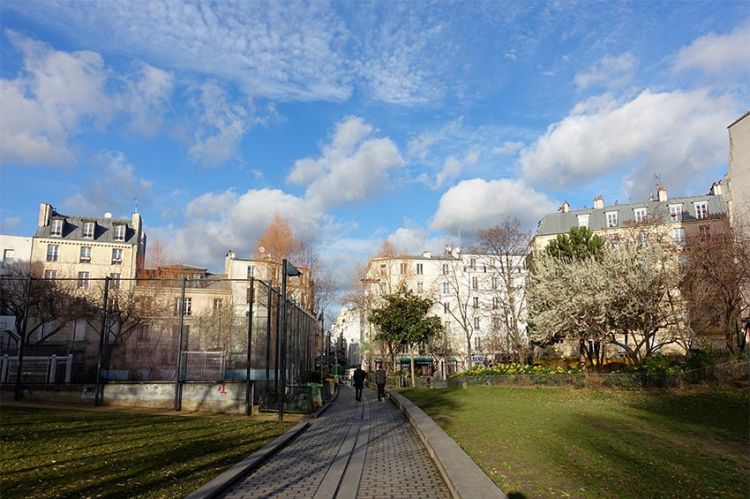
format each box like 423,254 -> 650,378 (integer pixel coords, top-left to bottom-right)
431,178 -> 557,232
287,116 -> 404,209
155,188 -> 322,269
62,151 -> 153,216
0,31 -> 174,166
574,52 -> 637,89
674,22 -> 750,76
492,141 -> 524,155
187,82 -> 252,167
519,89 -> 738,197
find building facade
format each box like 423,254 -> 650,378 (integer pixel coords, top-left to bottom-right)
358,249 -> 528,374
727,111 -> 750,234
0,235 -> 33,275
30,203 -> 147,289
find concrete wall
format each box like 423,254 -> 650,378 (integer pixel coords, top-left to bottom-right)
728,112 -> 750,233
0,235 -> 33,275
1,381 -> 253,414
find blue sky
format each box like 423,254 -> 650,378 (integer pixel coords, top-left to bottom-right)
1,0 -> 749,298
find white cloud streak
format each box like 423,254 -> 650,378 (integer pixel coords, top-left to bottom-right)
674,21 -> 750,76
574,52 -> 637,89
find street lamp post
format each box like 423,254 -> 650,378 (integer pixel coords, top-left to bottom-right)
277,259 -> 302,422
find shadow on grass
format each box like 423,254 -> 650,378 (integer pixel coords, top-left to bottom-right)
397,387 -> 464,416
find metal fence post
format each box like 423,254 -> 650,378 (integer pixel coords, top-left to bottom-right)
174,277 -> 187,411
94,276 -> 110,406
265,281 -> 272,401
245,278 -> 255,416
13,276 -> 33,401
277,260 -> 288,422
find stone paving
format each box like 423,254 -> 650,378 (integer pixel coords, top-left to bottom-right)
220,386 -> 451,499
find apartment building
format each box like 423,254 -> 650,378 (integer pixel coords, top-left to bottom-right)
0,235 -> 32,275
30,203 -> 147,289
361,249 -> 528,373
727,111 -> 750,234
531,184 -> 729,256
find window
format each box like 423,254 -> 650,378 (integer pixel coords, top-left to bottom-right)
606,211 -> 618,228
472,276 -> 478,291
111,248 -> 123,264
669,204 -> 683,222
51,219 -> 63,236
473,317 -> 480,330
137,325 -> 149,341
492,297 -> 499,310
577,214 -> 590,228
695,202 -> 708,220
2,249 -> 14,265
80,246 -> 92,263
442,264 -> 449,275
473,297 -> 479,309
46,244 -> 59,262
114,224 -> 126,241
634,208 -> 647,223
247,266 -> 255,278
443,302 -> 450,314
174,297 -> 192,316
474,335 -> 481,350
444,320 -> 451,332
82,222 -> 95,238
638,231 -> 649,247
442,282 -> 450,294
416,282 -> 423,294
416,263 -> 423,275
400,262 -> 407,274
77,271 -> 90,288
213,298 -> 223,310
44,270 -> 56,279
110,273 -> 121,289
699,225 -> 711,240
470,258 -> 476,270
73,319 -> 87,342
673,228 -> 685,246
483,265 -> 487,273
491,277 -> 498,290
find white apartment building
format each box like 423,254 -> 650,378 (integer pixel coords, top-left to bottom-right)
0,235 -> 33,275
360,249 -> 528,373
331,306 -> 364,367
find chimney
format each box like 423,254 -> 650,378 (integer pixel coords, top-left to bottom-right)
593,195 -> 604,210
559,201 -> 570,213
710,181 -> 723,196
422,251 -> 432,259
657,186 -> 668,202
224,250 -> 235,276
37,203 -> 52,228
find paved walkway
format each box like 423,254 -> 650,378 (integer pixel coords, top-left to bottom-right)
221,386 -> 451,499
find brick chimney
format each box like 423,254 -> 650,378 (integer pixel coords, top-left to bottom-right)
710,181 -> 723,196
37,203 -> 53,228
593,195 -> 604,209
657,186 -> 668,202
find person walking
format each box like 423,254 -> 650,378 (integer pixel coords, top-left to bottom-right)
352,366 -> 366,402
375,365 -> 387,402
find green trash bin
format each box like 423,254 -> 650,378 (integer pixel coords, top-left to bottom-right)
306,383 -> 323,410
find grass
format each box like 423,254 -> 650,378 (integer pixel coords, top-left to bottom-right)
0,406 -> 293,498
401,386 -> 750,498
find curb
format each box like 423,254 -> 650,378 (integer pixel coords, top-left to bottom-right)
185,420 -> 310,499
388,391 -> 507,499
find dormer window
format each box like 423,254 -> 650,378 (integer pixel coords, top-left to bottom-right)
695,201 -> 708,220
51,219 -> 63,237
83,221 -> 95,238
114,224 -> 126,242
634,208 -> 647,223
606,211 -> 618,228
577,214 -> 590,228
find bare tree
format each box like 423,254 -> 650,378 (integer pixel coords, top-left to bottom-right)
478,218 -> 530,362
256,213 -> 302,261
439,256 -> 478,370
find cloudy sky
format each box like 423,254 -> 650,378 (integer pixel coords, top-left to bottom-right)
1,0 -> 749,301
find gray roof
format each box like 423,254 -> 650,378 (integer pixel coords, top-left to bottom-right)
35,212 -> 138,245
536,194 -> 728,236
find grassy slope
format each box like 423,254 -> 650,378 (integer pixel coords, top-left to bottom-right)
0,407 -> 292,498
402,386 -> 750,498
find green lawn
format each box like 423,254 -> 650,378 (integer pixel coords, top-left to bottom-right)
402,386 -> 750,498
0,406 -> 293,498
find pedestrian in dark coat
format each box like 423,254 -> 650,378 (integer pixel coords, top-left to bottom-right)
352,366 -> 366,402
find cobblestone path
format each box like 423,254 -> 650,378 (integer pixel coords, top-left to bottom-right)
220,386 -> 451,499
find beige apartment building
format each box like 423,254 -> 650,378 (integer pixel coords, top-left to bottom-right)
30,203 -> 147,289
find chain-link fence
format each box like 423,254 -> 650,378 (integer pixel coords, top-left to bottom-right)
0,275 -> 322,415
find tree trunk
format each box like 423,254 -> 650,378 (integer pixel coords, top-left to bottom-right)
410,350 -> 416,388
